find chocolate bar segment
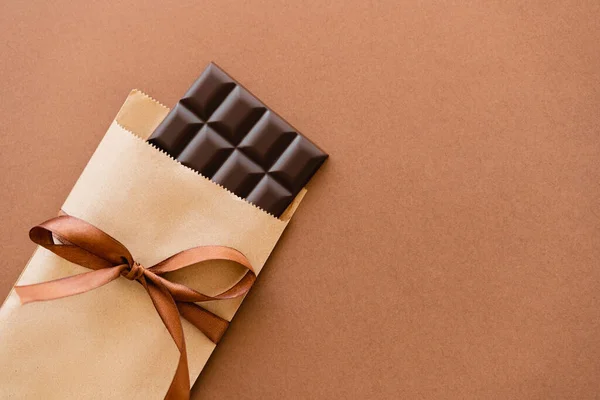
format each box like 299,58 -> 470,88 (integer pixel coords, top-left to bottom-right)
148,63 -> 328,216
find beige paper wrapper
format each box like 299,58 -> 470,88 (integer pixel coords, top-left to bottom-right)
0,90 -> 304,399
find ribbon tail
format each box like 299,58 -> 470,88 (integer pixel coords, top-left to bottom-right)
14,266 -> 126,304
177,302 -> 229,344
143,276 -> 190,400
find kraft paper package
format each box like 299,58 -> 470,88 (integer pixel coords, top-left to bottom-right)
0,90 -> 306,399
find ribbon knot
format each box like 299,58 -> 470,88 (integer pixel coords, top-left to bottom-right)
14,215 -> 257,400
123,261 -> 145,281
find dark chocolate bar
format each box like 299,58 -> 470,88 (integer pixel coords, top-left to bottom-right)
148,63 -> 328,216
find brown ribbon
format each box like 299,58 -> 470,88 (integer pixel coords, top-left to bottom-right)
14,215 -> 256,400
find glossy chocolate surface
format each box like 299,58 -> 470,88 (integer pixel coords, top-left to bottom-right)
149,63 -> 327,216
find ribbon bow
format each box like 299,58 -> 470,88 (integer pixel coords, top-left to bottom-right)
14,215 -> 256,400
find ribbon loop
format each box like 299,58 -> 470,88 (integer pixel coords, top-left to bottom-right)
14,215 -> 256,400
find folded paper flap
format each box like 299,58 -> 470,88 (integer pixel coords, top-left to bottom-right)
63,121 -> 287,270
115,89 -> 169,140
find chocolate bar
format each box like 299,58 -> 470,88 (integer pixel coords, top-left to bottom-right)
148,63 -> 328,217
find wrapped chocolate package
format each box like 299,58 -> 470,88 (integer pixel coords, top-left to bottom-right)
0,65 -> 327,399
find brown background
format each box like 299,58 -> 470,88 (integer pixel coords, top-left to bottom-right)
1,1 -> 599,399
